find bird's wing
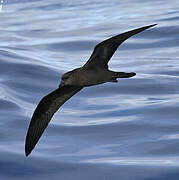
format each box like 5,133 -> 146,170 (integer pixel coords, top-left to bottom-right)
25,85 -> 83,156
84,24 -> 156,68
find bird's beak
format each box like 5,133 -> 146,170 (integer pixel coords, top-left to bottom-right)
59,80 -> 65,88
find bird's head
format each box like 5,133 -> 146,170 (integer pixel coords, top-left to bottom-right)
59,70 -> 77,87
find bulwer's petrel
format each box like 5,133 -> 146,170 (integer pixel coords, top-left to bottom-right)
25,24 -> 157,156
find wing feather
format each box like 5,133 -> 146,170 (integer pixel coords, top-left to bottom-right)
84,24 -> 156,68
25,85 -> 82,156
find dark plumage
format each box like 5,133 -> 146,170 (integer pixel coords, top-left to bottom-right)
25,24 -> 156,156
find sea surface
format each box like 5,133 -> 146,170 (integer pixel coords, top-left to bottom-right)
1,0 -> 179,179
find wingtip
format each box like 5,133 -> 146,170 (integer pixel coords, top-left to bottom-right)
25,152 -> 30,157
25,137 -> 33,157
25,150 -> 31,157
118,23 -> 157,41
25,145 -> 31,157
139,23 -> 157,31
148,23 -> 157,28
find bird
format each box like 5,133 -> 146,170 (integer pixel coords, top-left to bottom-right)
25,24 -> 157,156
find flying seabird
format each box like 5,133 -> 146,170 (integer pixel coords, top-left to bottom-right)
25,24 -> 156,156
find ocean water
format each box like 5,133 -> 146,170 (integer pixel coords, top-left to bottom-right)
1,0 -> 179,179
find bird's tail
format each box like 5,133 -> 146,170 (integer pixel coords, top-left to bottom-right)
112,71 -> 136,78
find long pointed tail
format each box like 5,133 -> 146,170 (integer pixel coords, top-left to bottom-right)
113,72 -> 136,78
116,72 -> 136,78
109,72 -> 136,82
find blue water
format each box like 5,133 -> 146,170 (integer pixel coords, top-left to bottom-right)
1,0 -> 179,179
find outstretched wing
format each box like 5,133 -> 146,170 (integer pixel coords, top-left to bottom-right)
84,24 -> 156,68
25,85 -> 83,156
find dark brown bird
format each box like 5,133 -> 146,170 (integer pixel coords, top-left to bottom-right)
25,24 -> 156,156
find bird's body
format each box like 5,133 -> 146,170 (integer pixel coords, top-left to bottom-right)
64,67 -> 110,86
79,67 -> 110,86
25,24 -> 157,156
61,65 -> 136,87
